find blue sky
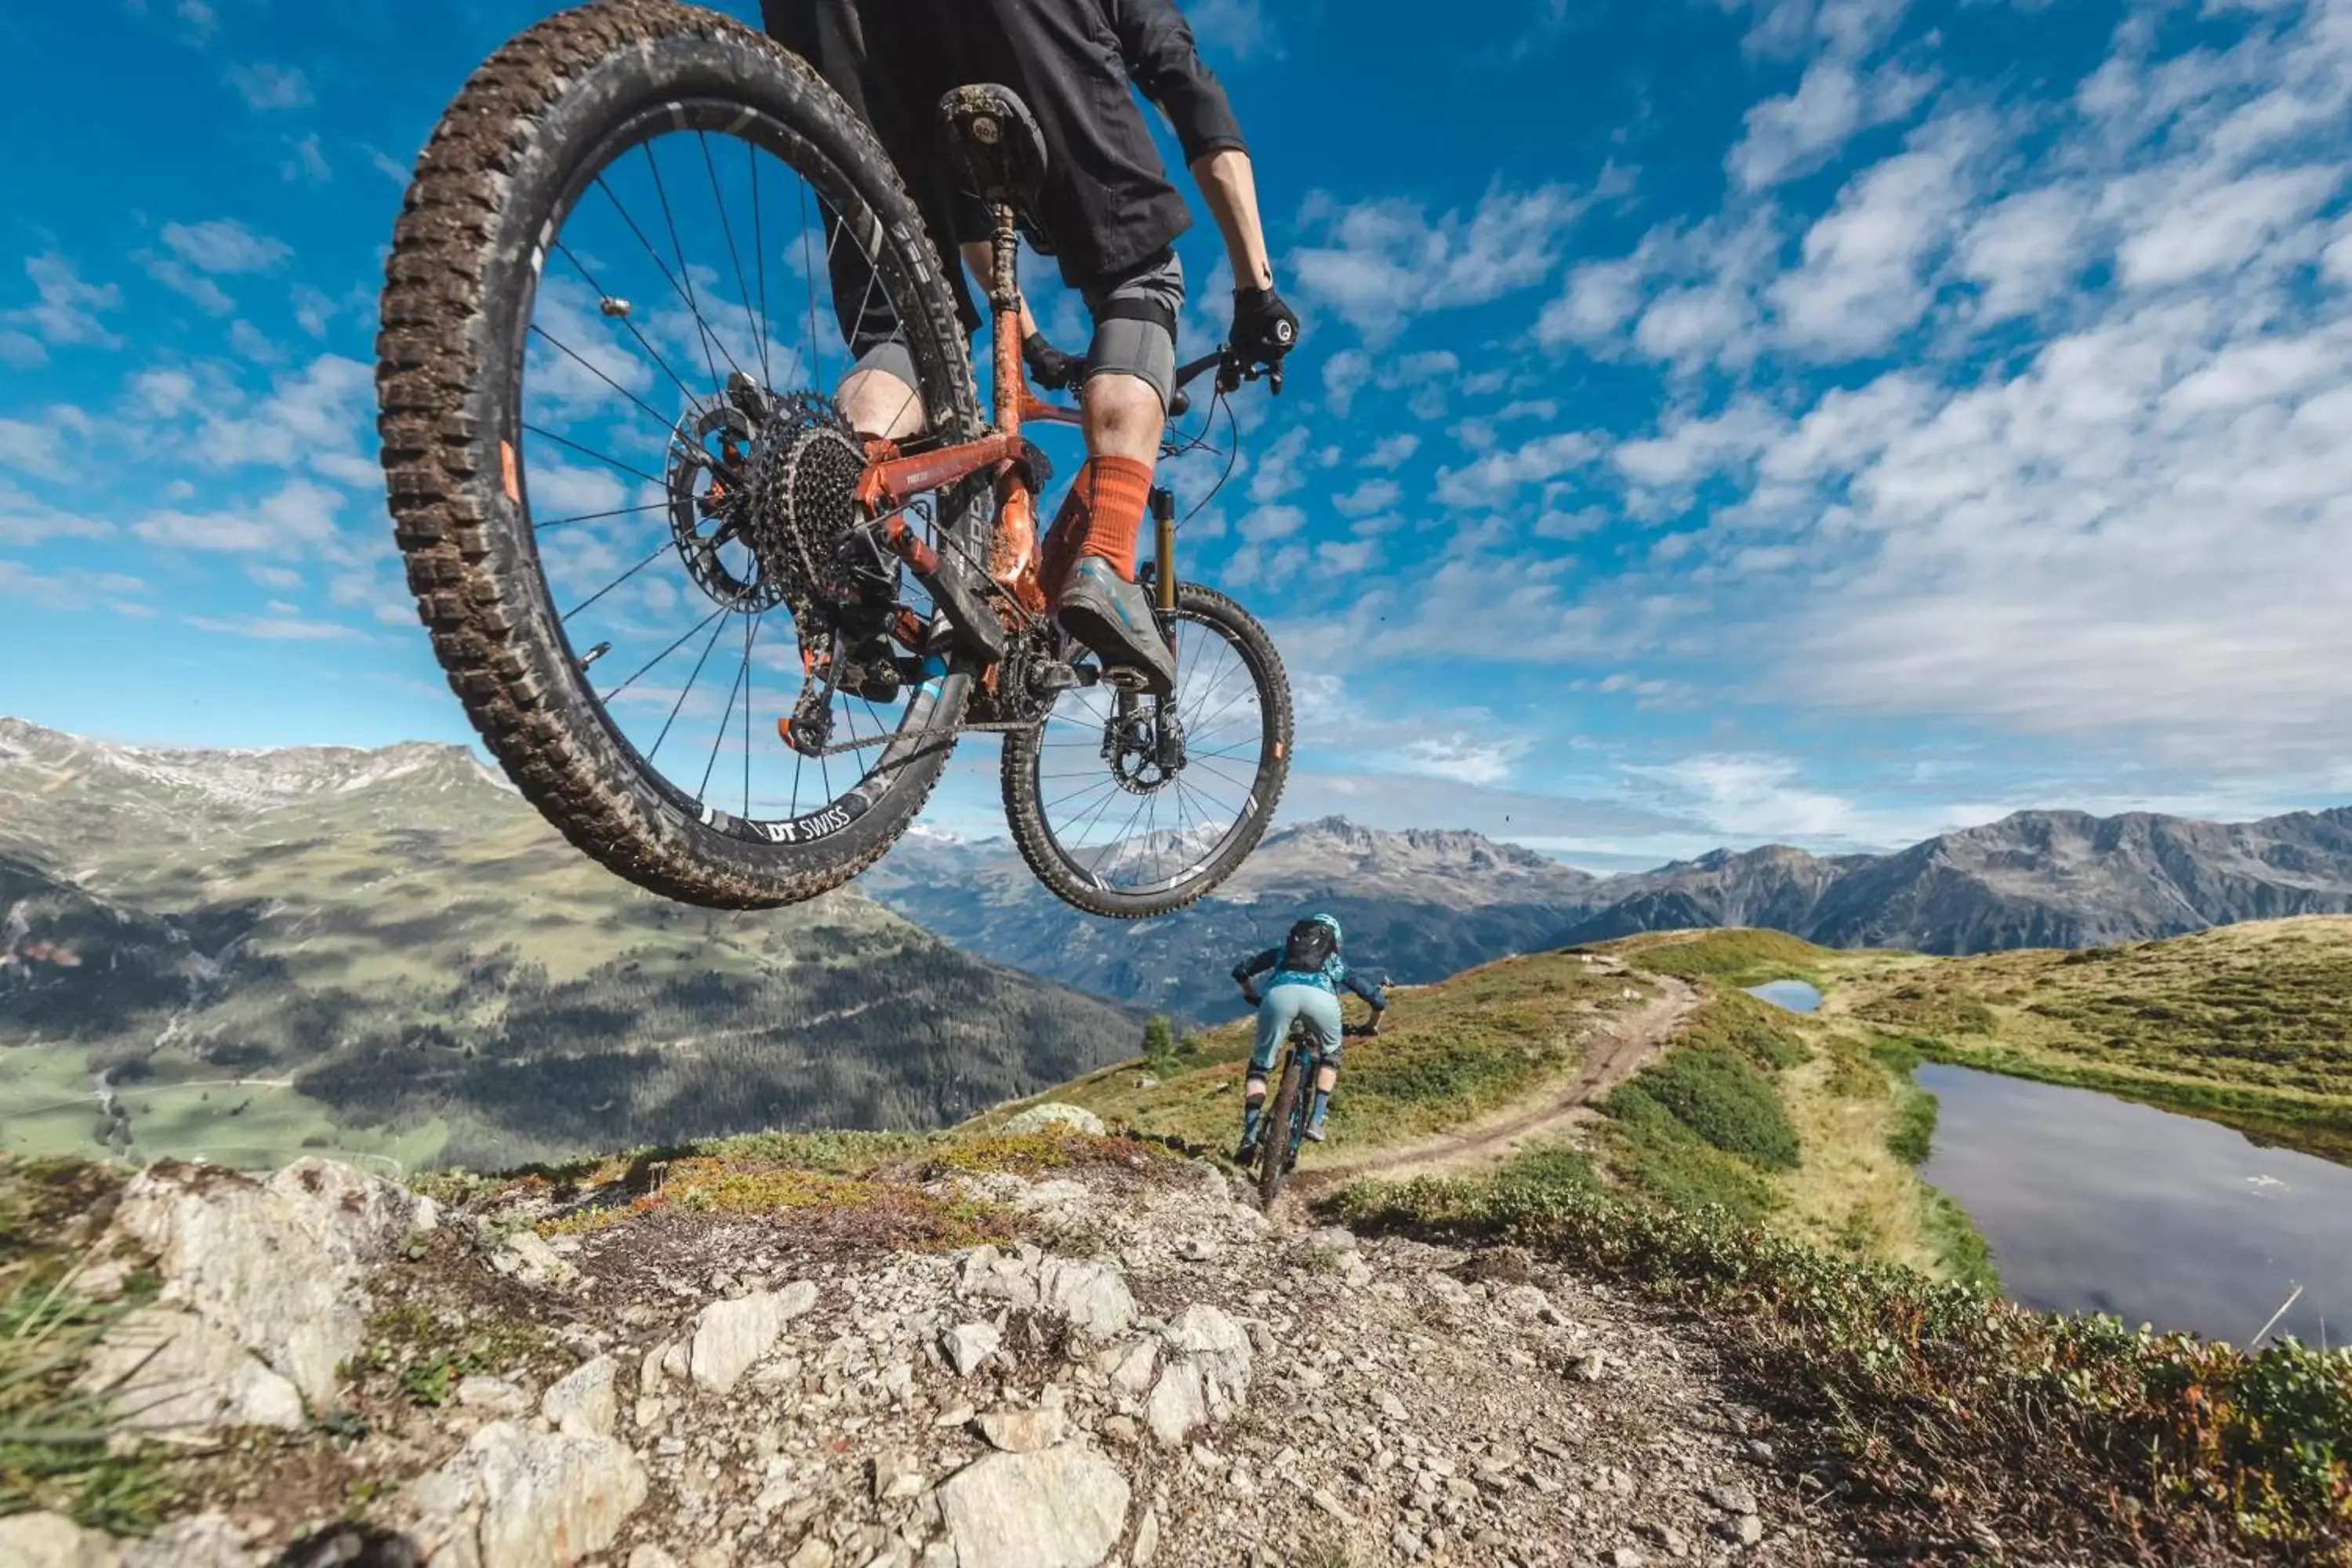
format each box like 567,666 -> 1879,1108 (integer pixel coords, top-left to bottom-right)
6,0 -> 2351,870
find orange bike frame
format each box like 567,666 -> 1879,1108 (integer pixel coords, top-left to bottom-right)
851,205 -> 1080,628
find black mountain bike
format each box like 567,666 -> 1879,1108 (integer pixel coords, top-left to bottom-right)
1252,1016 -> 1375,1207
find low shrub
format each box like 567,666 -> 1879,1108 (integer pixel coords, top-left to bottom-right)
1608,1047 -> 1800,1171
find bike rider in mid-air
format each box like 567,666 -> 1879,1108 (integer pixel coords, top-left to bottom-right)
1232,913 -> 1386,1162
760,0 -> 1303,697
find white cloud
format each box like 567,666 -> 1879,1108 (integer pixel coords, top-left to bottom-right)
1611,397 -> 1787,491
1247,426 -> 1312,504
1322,350 -> 1371,416
1399,734 -> 1530,787
2,254 -> 122,354
1186,0 -> 1277,61
1954,185 -> 2096,321
1730,54 -> 1933,191
226,63 -> 313,111
192,353 -> 376,481
2114,165 -> 2339,289
1293,183 -> 1592,343
1767,111 -> 1988,358
162,220 -> 292,274
134,477 -> 343,552
0,419 -> 68,481
1434,429 -> 1602,511
1363,433 -> 1419,470
187,613 -> 364,641
141,256 -> 235,316
0,480 -> 110,545
0,559 -> 149,612
1333,477 -> 1401,518
281,133 -> 331,184
1639,752 -> 1857,839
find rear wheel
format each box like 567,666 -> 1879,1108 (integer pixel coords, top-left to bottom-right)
1000,581 -> 1292,917
1257,1053 -> 1303,1209
376,1 -> 983,909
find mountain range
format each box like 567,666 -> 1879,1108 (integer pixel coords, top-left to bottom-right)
0,718 -> 1138,1171
866,804 -> 2352,1019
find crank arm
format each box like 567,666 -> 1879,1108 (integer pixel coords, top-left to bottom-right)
877,514 -> 1006,663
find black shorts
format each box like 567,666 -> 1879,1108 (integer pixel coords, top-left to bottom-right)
761,0 -> 1197,332
848,246 -> 1182,409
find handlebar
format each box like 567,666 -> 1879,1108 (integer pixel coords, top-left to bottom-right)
1167,345 -> 1281,419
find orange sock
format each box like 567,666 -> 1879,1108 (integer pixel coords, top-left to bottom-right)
1041,455 -> 1155,605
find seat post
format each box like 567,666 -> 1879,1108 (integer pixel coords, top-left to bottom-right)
991,202 -> 1022,434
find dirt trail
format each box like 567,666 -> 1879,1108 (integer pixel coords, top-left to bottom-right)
1298,964 -> 1702,1192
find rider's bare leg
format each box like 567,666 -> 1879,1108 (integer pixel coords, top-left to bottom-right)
1081,370 -> 1163,466
837,367 -> 927,442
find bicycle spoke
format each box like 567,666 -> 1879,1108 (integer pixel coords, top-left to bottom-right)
800,183 -> 824,390
743,611 -> 759,821
535,499 -> 669,533
749,138 -> 772,388
562,538 -> 674,622
601,604 -> 728,705
700,131 -> 769,389
524,422 -> 667,489
698,627 -> 752,802
652,610 -> 735,760
530,323 -> 684,434
553,240 -> 702,408
644,143 -> 740,390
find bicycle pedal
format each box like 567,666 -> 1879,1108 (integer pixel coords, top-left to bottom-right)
1098,666 -> 1150,692
1028,660 -> 1080,696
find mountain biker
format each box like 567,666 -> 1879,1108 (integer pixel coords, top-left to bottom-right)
760,0 -> 1301,697
1230,913 -> 1385,1162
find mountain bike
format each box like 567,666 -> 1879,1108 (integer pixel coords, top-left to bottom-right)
1252,1018 -> 1376,1208
376,1 -> 1292,917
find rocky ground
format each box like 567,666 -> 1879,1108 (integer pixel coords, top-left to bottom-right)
3,1132 -> 1868,1568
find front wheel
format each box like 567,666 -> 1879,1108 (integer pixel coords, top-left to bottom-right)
1256,1053 -> 1303,1209
1000,582 -> 1293,917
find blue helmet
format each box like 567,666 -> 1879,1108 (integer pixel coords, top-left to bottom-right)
1310,912 -> 1342,949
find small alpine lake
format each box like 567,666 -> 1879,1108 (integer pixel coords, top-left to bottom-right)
1743,978 -> 1823,1014
1915,1064 -> 2352,1346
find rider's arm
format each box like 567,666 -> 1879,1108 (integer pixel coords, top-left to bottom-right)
1344,969 -> 1388,1013
1104,0 -> 1272,292
1191,151 -> 1275,293
1232,949 -> 1278,985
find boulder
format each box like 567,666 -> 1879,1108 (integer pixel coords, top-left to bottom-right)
540,1356 -> 619,1439
688,1283 -> 817,1395
408,1419 -> 648,1568
0,1512 -> 122,1568
941,1322 -> 1001,1377
954,1245 -> 1040,1309
80,1158 -> 427,1432
998,1103 -> 1106,1137
80,1307 -> 306,1432
935,1445 -> 1131,1568
1036,1258 -> 1134,1338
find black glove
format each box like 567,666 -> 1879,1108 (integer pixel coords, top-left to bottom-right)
1023,332 -> 1082,392
1231,287 -> 1300,378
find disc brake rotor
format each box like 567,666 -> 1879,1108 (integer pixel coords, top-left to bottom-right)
1104,699 -> 1185,794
